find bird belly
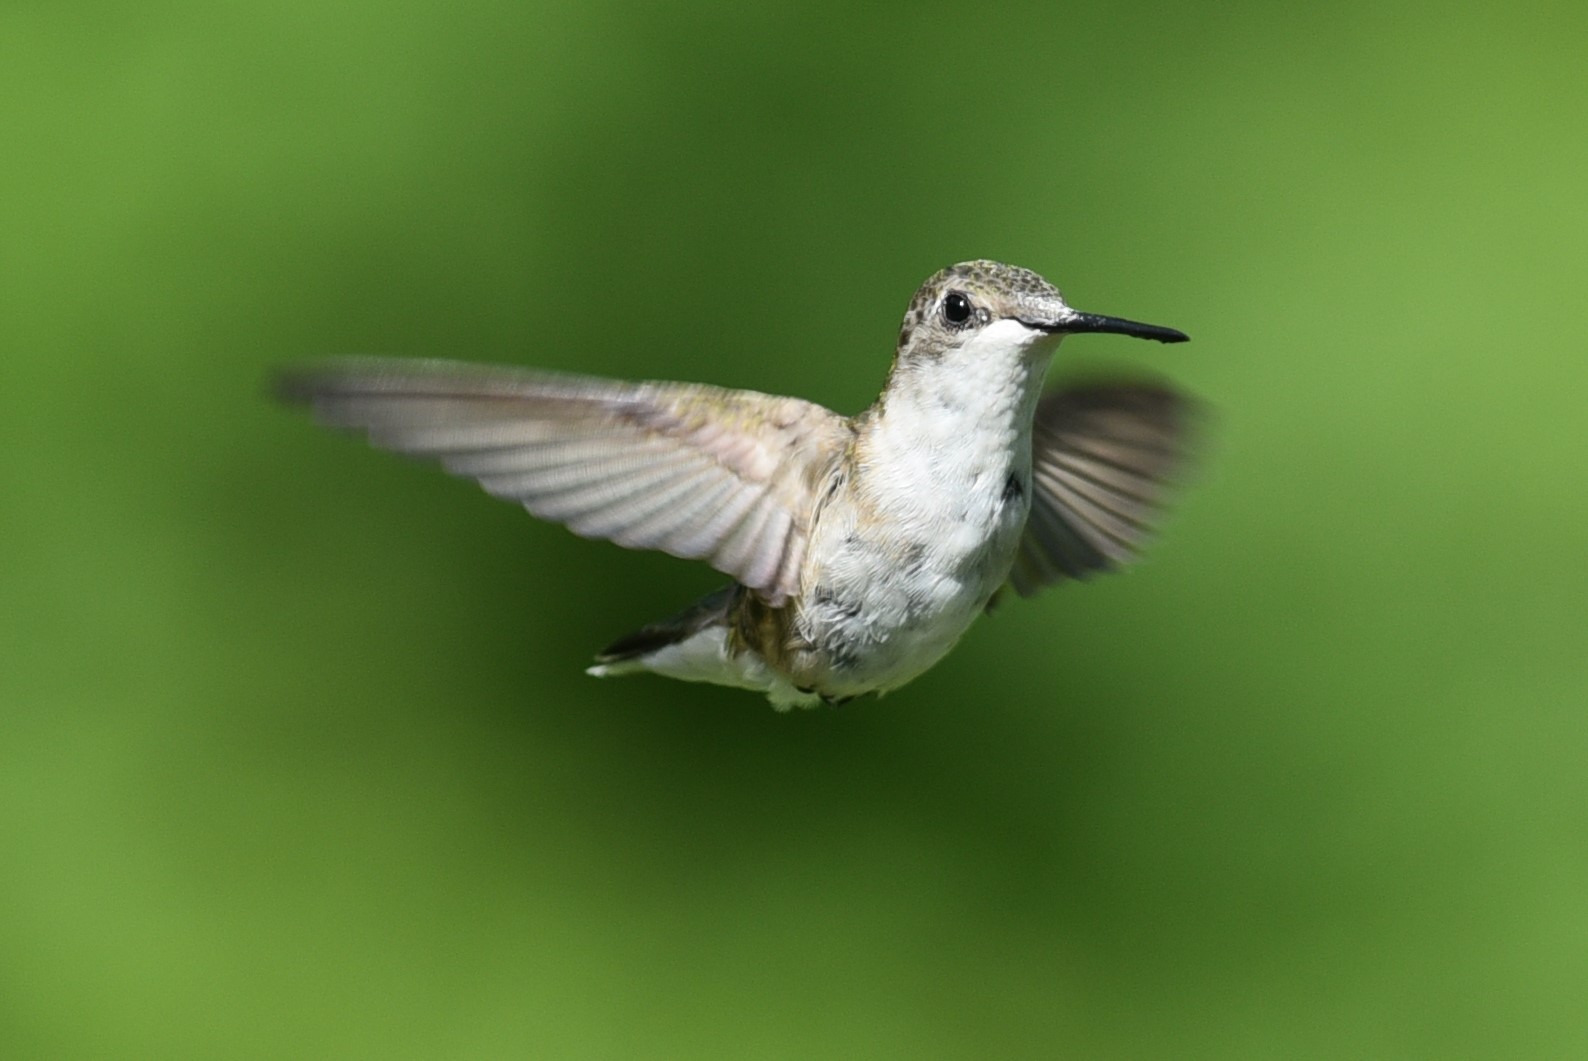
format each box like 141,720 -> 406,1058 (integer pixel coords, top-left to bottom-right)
788,492 -> 1028,700
588,491 -> 1027,709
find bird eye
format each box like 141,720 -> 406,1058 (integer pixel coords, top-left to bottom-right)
942,292 -> 973,325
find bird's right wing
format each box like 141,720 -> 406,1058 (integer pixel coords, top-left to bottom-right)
1008,382 -> 1198,596
277,358 -> 853,604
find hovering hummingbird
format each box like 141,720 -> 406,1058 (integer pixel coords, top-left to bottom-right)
278,260 -> 1196,709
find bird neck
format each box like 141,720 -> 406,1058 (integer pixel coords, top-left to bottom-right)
857,339 -> 1055,519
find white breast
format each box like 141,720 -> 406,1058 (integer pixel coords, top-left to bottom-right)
795,320 -> 1057,696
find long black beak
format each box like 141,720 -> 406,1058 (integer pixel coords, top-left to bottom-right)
1022,311 -> 1189,344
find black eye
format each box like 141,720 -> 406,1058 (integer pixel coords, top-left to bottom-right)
942,292 -> 973,325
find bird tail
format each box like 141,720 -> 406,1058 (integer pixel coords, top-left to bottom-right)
586,585 -> 738,677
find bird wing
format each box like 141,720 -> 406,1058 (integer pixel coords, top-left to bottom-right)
1008,382 -> 1198,597
277,358 -> 852,604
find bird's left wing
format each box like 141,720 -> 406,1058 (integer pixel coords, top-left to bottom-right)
277,358 -> 852,604
1007,382 -> 1198,597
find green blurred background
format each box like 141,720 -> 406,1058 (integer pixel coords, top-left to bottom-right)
3,0 -> 1585,1056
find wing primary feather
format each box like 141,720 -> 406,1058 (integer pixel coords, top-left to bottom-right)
439,435 -> 662,478
1025,491 -> 1110,577
1047,451 -> 1163,504
624,474 -> 741,554
483,443 -> 692,504
517,458 -> 704,524
712,497 -> 777,583
565,463 -> 721,541
748,508 -> 795,594
1045,460 -> 1160,525
278,358 -> 853,597
1044,483 -> 1138,559
676,482 -> 761,549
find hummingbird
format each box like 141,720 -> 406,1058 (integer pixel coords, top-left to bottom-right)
277,260 -> 1196,709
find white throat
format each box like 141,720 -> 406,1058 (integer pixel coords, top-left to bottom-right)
877,319 -> 1057,451
861,320 -> 1060,532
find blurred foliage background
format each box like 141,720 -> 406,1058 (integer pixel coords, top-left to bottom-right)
3,0 -> 1586,1056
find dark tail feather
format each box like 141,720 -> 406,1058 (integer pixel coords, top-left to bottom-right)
594,586 -> 737,664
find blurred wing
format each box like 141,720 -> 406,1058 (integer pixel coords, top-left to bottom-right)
1009,382 -> 1198,597
277,358 -> 852,603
